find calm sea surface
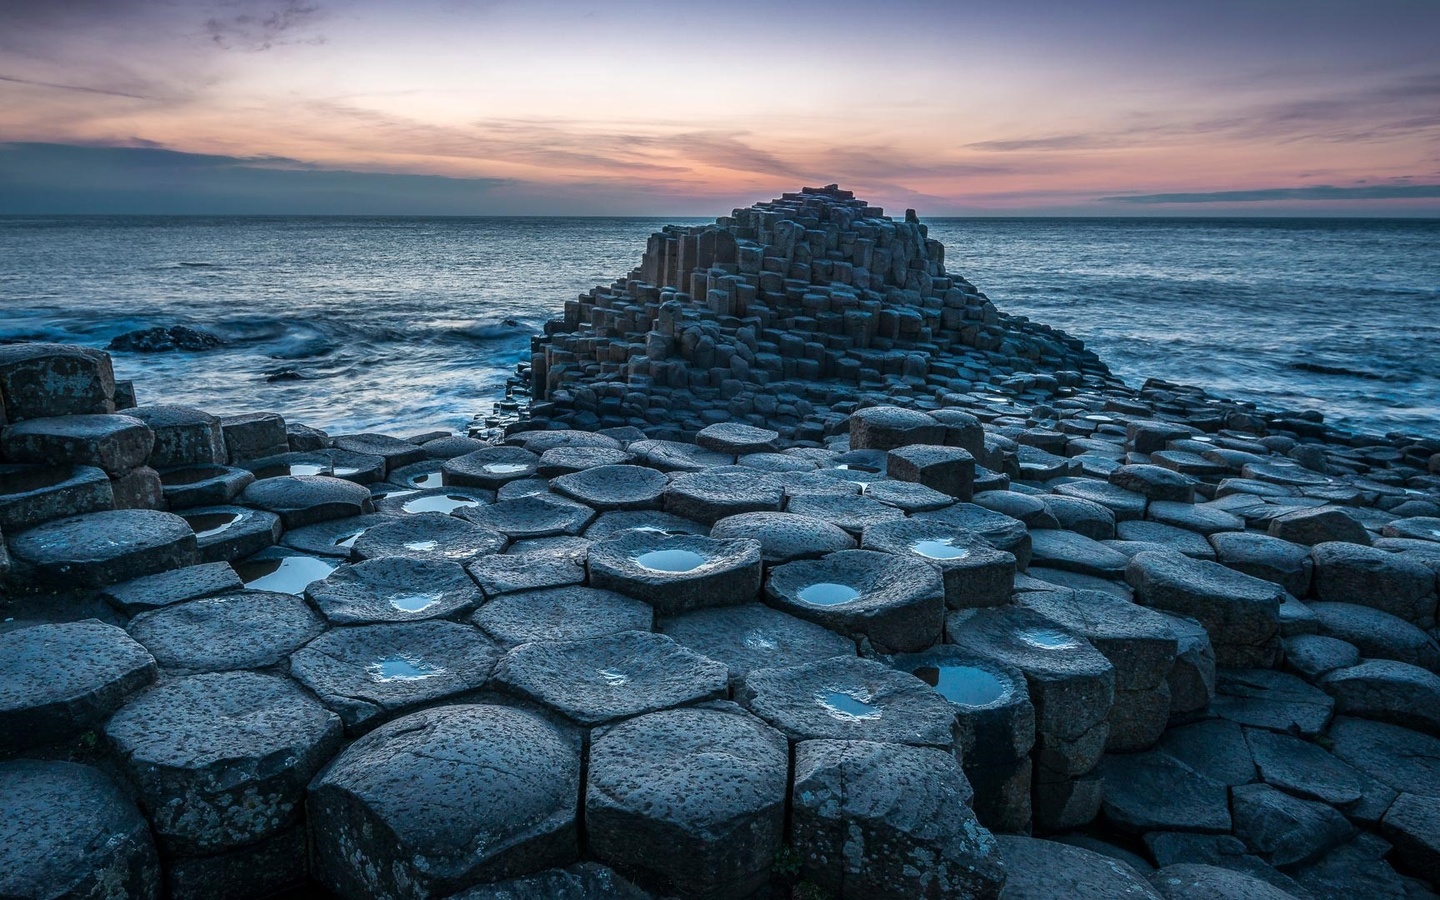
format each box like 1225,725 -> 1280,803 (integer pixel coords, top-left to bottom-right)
1,216 -> 1435,436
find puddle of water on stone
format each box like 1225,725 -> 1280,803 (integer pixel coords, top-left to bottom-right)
742,630 -> 779,651
186,512 -> 241,540
403,539 -> 440,552
797,582 -> 861,606
253,463 -> 329,480
598,668 -> 629,686
634,548 -> 707,573
915,665 -> 1008,706
332,466 -> 362,478
367,654 -> 446,682
162,466 -> 227,486
1018,627 -> 1080,650
482,462 -> 532,475
910,538 -> 970,560
373,488 -> 418,502
835,463 -> 881,473
333,529 -> 367,549
234,555 -> 337,594
818,689 -> 882,721
389,591 -> 443,613
402,494 -> 481,515
410,472 -> 445,489
1083,415 -> 1114,424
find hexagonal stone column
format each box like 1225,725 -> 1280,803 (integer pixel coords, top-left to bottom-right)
460,493 -> 596,538
885,444 -> 976,500
587,531 -> 762,615
309,704 -> 581,898
658,603 -> 856,685
552,464 -> 668,511
442,446 -> 541,489
307,557 -> 482,624
178,504 -> 280,563
0,760 -> 160,900
1,413 -> 154,475
586,704 -> 788,897
0,342 -> 115,420
127,405 -> 227,468
350,512 -> 507,564
493,631 -> 727,726
0,463 -> 114,531
10,509 -> 199,586
765,549 -> 944,653
239,474 -> 374,529
105,671 -> 342,854
861,517 -> 1015,609
1126,550 -> 1283,668
738,656 -> 959,752
663,467 -> 784,525
126,590 -> 326,674
472,585 -> 653,647
849,406 -> 944,450
0,620 -> 156,752
711,511 -> 855,564
791,740 -> 1006,900
289,620 -> 500,732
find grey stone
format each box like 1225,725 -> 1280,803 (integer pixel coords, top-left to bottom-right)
912,501 -> 1033,568
1268,506 -> 1372,547
1311,542 -> 1437,626
1015,589 -> 1178,690
711,511 -> 855,564
1116,520 -> 1217,559
696,421 -> 780,455
473,585 -> 653,647
1284,634 -> 1361,680
375,485 -> 493,517
458,493 -> 596,538
1309,602 -> 1440,670
861,517 -> 1016,609
2,413 -> 153,475
493,630 -> 726,726
99,561 -> 245,613
1126,550 -> 1282,668
1146,500 -> 1245,536
0,619 -> 156,752
784,492 -> 907,536
1143,834 -> 1308,897
309,704 -> 580,899
307,557 -> 482,624
885,443 -> 976,500
765,549 -> 945,653
127,405 -> 226,468
1321,660 -> 1440,735
109,465 -> 164,511
658,603 -> 855,684
516,430 -> 623,454
220,411 -> 287,464
447,863 -> 652,900
1213,669 -> 1334,737
1231,783 -> 1353,867
179,504 -> 281,563
1245,727 -> 1380,810
1381,793 -> 1440,884
1159,718 -> 1256,787
163,822 -> 308,900
586,530 -> 762,615
973,489 -> 1056,528
737,655 -> 960,751
1106,684 -> 1173,752
849,405 -> 944,450
1293,832 -> 1416,900
158,464 -> 255,509
1054,479 -> 1148,522
0,760 -> 160,900
127,589 -> 323,673
995,835 -> 1162,899
466,551 -> 586,596
1097,750 -> 1232,834
1042,494 -> 1118,540
333,432 -> 426,470
289,620 -> 500,732
1029,529 -> 1131,577
0,463 -> 114,530
1149,864 -> 1303,900
1383,517 -> 1440,543
552,464 -> 667,510
583,509 -> 709,541
587,705 -> 788,898
280,512 -> 391,557
10,508 -> 199,586
231,547 -> 340,595
664,467 -> 783,525
1211,532 -> 1314,598
628,439 -> 733,472
239,474 -> 374,529
442,445 -> 541,488
0,343 -> 115,421
791,739 -> 1005,900
1327,716 -> 1440,798
351,512 -> 508,564
1110,464 -> 1196,503
105,671 -> 341,854
861,478 -> 957,513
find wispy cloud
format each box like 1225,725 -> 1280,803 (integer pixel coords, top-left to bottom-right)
204,0 -> 325,51
1101,184 -> 1440,204
0,73 -> 150,100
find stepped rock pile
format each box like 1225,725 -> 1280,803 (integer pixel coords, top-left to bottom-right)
5,189 -> 1440,900
526,185 -> 1110,442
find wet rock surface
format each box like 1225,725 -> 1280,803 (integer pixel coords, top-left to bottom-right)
5,188 -> 1440,896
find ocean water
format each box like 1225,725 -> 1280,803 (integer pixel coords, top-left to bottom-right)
0,215 -> 1435,437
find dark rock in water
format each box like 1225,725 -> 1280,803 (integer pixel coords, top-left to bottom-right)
0,342 -> 116,421
493,630 -> 727,726
586,704 -> 788,898
0,619 -> 157,752
107,325 -> 225,353
10,508 -> 199,586
289,620 -> 500,732
996,835 -> 1161,899
105,670 -> 342,855
0,760 -> 162,900
308,704 -> 581,898
791,739 -> 1005,900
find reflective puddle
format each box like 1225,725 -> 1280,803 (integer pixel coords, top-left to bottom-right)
915,665 -> 1008,706
635,548 -> 707,573
389,591 -> 443,613
233,555 -> 337,594
332,466 -> 362,478
253,463 -> 328,480
819,689 -> 882,721
185,512 -> 241,540
403,539 -> 439,552
911,538 -> 970,560
742,630 -> 779,651
482,462 -> 532,475
333,529 -> 368,549
797,582 -> 861,605
402,494 -> 481,515
1018,627 -> 1079,650
597,668 -> 629,686
367,655 -> 445,682
410,471 -> 445,489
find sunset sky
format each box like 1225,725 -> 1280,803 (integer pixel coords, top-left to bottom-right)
2,0 -> 1438,215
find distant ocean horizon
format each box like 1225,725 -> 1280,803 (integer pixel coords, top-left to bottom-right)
2,214 -> 1436,437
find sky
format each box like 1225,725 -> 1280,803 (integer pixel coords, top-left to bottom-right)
1,0 -> 1438,216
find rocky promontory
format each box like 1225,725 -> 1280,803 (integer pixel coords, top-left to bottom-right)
3,187 -> 1440,900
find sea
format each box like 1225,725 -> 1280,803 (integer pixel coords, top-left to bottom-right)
1,216 -> 1436,438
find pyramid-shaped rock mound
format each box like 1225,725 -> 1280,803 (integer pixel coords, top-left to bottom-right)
527,185 -> 1114,443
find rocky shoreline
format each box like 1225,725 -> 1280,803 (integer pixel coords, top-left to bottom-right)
3,186 -> 1440,900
